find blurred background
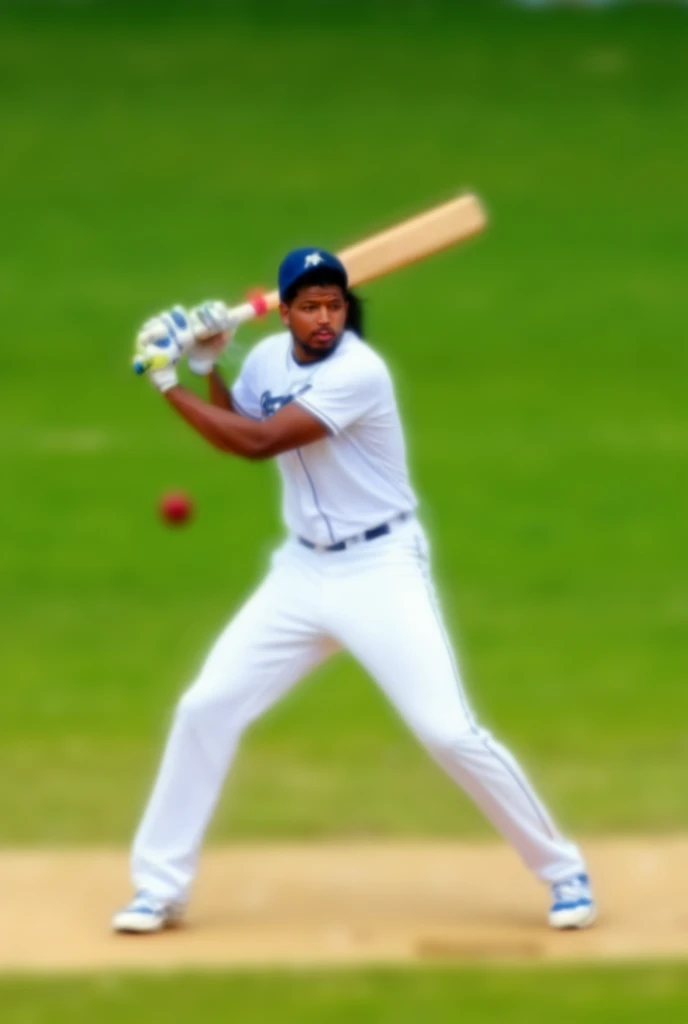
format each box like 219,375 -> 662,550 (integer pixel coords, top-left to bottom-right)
0,0 -> 687,1018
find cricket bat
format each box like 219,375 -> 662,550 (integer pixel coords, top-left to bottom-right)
133,192 -> 486,373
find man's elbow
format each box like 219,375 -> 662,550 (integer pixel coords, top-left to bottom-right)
242,443 -> 272,461
248,436 -> 281,460
219,430 -> 276,461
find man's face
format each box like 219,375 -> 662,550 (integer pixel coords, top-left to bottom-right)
279,284 -> 348,362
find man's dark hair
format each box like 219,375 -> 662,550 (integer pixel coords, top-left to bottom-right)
282,267 -> 364,337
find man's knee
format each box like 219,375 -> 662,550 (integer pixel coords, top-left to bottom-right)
420,720 -> 487,761
174,685 -> 209,729
176,678 -> 236,726
175,663 -> 259,729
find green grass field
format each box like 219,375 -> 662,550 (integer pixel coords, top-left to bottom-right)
1,0 -> 687,1015
4,965 -> 688,1024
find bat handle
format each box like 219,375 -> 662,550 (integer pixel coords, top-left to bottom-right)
131,294 -> 269,375
224,294 -> 270,327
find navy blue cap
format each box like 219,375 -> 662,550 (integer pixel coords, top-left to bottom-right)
278,248 -> 348,300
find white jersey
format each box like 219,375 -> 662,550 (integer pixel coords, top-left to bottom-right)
231,330 -> 417,545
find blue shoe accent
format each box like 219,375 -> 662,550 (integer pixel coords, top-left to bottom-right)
128,892 -> 164,915
549,873 -> 596,929
551,873 -> 593,911
112,890 -> 184,933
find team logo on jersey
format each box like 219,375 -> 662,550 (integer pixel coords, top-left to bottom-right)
304,252 -> 324,269
260,383 -> 312,418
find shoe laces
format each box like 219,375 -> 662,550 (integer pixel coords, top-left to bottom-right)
552,874 -> 590,903
132,891 -> 168,913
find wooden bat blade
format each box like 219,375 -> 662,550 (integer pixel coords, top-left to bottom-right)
259,192 -> 486,314
338,192 -> 486,290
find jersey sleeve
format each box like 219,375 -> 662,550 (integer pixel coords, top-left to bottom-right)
294,353 -> 389,435
230,352 -> 262,420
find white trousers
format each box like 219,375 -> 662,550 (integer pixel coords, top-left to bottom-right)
132,519 -> 585,900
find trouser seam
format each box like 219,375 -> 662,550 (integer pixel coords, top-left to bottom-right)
412,536 -> 559,844
412,535 -> 479,735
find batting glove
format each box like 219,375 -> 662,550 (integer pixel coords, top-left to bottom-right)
134,306 -> 194,392
186,300 -> 235,376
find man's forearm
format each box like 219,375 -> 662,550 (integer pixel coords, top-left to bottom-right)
164,386 -> 267,459
208,368 -> 232,411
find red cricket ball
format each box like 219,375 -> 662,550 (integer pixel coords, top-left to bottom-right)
159,491 -> 194,526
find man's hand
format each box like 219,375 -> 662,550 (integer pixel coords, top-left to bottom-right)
135,307 -> 194,392
186,300 -> 235,376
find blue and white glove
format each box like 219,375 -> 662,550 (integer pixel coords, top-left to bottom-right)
186,300 -> 235,376
134,306 -> 194,392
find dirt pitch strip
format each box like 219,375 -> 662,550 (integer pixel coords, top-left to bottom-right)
1,837 -> 688,971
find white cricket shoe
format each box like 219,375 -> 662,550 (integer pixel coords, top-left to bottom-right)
111,891 -> 184,934
548,873 -> 597,929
